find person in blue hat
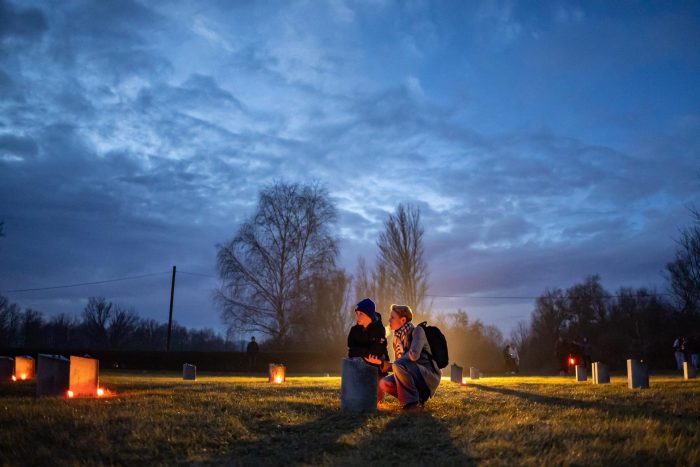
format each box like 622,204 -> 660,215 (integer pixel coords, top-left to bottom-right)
347,298 -> 389,404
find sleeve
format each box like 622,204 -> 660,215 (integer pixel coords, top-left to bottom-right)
347,327 -> 369,358
368,323 -> 389,360
407,326 -> 427,362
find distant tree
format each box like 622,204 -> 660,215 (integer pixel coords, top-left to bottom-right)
108,306 -> 139,349
377,204 -> 429,312
21,308 -> 44,347
565,275 -> 608,338
666,208 -> 700,314
217,181 -> 338,345
294,268 -> 353,353
354,257 -> 392,318
82,297 -> 113,348
45,313 -> 76,348
0,295 -> 22,347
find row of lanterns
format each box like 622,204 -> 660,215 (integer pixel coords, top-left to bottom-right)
1,354 -> 108,398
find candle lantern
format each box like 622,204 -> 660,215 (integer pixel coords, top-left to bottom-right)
69,355 -> 100,397
269,363 -> 286,384
14,355 -> 35,381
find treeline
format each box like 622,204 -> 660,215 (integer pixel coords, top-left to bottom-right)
513,208 -> 700,371
0,296 -> 234,351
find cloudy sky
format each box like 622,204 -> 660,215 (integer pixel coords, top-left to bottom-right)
1,0 -> 699,337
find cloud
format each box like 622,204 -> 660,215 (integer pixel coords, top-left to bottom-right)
0,0 -> 698,338
0,0 -> 48,39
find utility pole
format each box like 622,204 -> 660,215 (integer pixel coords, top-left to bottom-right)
166,265 -> 176,351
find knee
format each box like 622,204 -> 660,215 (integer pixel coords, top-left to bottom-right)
392,361 -> 409,375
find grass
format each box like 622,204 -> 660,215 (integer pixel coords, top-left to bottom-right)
1,372 -> 699,466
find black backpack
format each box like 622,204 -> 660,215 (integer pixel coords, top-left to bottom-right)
417,321 -> 449,369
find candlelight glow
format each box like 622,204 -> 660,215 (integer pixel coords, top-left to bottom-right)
462,377 -> 468,384
96,388 -> 104,397
67,390 -> 74,398
20,373 -> 27,380
569,358 -> 575,365
268,363 -> 286,384
11,375 -> 16,382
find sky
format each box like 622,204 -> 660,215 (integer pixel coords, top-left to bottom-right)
1,0 -> 699,338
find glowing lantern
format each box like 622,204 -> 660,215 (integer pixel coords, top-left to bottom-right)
13,355 -> 35,381
0,356 -> 13,381
69,355 -> 99,397
269,363 -> 286,384
36,354 -> 69,397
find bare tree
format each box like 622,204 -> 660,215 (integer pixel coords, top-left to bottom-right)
667,208 -> 700,314
82,297 -> 112,348
108,306 -> 139,349
354,257 -> 392,318
377,203 -> 429,311
216,181 -> 338,345
294,268 -> 354,352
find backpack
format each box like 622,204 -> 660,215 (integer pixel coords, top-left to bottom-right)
416,321 -> 449,369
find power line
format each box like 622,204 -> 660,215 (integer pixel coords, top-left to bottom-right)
0,271 -> 171,294
179,270 -> 217,278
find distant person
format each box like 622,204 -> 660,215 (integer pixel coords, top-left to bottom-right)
673,337 -> 684,370
246,336 -> 259,371
503,344 -> 514,373
370,304 -> 441,411
347,298 -> 389,405
508,344 -> 520,374
689,333 -> 699,370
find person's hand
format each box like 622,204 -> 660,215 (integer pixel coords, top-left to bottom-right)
364,354 -> 382,365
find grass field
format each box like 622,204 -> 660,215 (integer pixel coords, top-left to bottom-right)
1,372 -> 699,466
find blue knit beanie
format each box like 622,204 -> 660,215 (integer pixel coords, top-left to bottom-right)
354,298 -> 378,321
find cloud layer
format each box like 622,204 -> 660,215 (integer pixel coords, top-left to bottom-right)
1,0 -> 699,335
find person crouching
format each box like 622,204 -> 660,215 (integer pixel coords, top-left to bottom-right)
368,304 -> 441,411
347,298 -> 389,404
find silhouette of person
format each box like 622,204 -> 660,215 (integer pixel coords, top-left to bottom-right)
246,336 -> 259,371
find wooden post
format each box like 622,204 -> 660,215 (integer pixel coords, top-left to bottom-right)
166,265 -> 176,351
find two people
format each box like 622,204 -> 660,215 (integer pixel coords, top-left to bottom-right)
348,299 -> 441,411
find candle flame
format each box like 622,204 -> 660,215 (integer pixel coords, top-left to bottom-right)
11,375 -> 17,382
97,388 -> 104,397
67,390 -> 74,398
20,373 -> 27,380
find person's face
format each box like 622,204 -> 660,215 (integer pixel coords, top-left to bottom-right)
388,310 -> 407,331
355,310 -> 372,327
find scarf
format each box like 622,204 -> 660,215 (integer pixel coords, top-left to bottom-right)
393,321 -> 414,360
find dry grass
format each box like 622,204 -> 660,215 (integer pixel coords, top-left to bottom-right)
1,372 -> 699,466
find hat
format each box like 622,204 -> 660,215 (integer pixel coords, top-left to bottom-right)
354,298 -> 378,321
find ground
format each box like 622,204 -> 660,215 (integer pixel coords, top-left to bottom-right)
1,372 -> 699,466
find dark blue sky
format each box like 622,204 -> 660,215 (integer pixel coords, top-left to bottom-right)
1,0 -> 699,337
